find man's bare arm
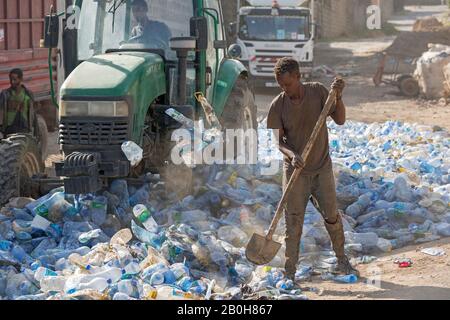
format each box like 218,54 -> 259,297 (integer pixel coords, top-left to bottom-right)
329,77 -> 346,126
330,98 -> 346,125
273,128 -> 304,169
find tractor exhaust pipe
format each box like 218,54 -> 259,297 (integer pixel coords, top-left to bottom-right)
170,37 -> 197,105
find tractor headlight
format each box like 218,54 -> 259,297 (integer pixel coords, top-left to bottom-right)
60,101 -> 88,116
60,101 -> 129,117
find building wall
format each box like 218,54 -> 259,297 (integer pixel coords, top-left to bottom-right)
379,0 -> 395,22
313,0 -> 367,38
314,0 -> 397,38
403,0 -> 443,5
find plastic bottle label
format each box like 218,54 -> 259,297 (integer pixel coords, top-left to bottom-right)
36,205 -> 49,217
137,209 -> 151,223
91,202 -> 106,210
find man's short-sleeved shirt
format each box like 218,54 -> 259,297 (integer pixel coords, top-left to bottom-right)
267,82 -> 336,175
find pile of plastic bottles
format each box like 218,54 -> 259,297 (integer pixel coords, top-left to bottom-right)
328,120 -> 450,253
0,119 -> 449,300
0,165 -> 292,300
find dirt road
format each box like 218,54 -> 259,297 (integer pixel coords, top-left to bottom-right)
255,35 -> 450,131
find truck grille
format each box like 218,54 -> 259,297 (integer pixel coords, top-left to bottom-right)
59,118 -> 128,145
252,50 -> 295,76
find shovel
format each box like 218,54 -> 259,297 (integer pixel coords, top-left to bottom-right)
246,86 -> 339,265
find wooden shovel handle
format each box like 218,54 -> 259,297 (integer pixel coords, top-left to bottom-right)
266,88 -> 338,240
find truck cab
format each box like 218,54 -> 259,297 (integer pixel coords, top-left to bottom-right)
231,0 -> 315,88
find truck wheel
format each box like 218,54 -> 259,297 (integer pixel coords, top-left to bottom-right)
37,115 -> 48,161
398,75 -> 420,97
220,76 -> 258,130
0,135 -> 44,205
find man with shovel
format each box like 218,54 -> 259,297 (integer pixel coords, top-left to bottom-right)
267,57 -> 359,281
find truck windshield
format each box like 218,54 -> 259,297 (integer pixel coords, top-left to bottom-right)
239,14 -> 310,41
77,0 -> 194,61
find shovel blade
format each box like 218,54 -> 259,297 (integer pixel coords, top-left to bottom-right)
245,233 -> 282,265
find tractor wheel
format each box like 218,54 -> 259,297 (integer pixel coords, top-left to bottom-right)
37,114 -> 49,162
398,75 -> 420,97
0,135 -> 44,206
220,76 -> 258,130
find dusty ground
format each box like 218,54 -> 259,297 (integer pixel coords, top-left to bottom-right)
300,238 -> 450,300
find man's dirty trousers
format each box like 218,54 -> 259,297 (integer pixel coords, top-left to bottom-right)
283,163 -> 346,277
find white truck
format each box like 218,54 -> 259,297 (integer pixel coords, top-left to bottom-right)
230,0 -> 315,88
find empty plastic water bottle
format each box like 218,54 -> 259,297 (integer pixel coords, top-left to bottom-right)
176,276 -> 193,291
129,184 -> 150,207
276,279 -> 294,290
150,272 -> 165,286
25,189 -> 62,214
123,260 -> 141,276
345,193 -> 372,218
121,141 -> 144,167
110,228 -> 133,246
32,192 -> 77,222
189,279 -> 207,295
11,245 -> 33,265
109,180 -> 130,209
321,272 -> 358,284
64,267 -> 122,294
113,292 -> 136,300
76,277 -> 110,292
170,263 -> 190,281
117,279 -> 139,298
90,196 -> 107,226
154,285 -> 195,300
0,240 -> 13,251
34,267 -> 58,282
131,220 -> 164,250
78,229 -> 103,244
165,108 -> 195,128
40,275 -> 67,293
133,204 -> 158,233
30,215 -> 52,231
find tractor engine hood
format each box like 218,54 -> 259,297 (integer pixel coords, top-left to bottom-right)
60,52 -> 166,99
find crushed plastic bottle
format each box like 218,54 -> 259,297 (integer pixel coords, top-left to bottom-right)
321,272 -> 358,284
121,141 -> 144,167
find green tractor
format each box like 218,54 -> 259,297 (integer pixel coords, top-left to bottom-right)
0,0 -> 257,203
